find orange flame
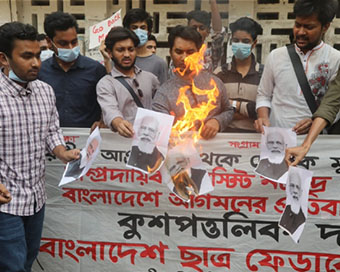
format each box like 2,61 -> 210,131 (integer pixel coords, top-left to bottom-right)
171,44 -> 219,143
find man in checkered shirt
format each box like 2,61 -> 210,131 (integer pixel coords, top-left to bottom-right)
0,22 -> 80,272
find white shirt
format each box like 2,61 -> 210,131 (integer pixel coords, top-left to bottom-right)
256,42 -> 340,128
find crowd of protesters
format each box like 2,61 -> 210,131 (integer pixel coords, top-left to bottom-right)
1,0 -> 340,271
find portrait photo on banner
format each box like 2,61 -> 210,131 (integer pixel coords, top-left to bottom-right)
59,127 -> 102,186
279,166 -> 313,243
255,126 -> 296,183
162,140 -> 214,202
126,108 -> 174,174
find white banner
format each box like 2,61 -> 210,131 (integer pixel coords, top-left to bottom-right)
88,10 -> 122,49
33,129 -> 340,272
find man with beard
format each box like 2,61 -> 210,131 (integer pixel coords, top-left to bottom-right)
255,0 -> 340,135
127,116 -> 164,172
279,169 -> 306,235
152,25 -> 233,139
0,22 -> 80,272
100,9 -> 168,84
96,27 -> 159,138
255,130 -> 288,181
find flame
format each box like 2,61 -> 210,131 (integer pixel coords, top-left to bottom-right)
172,170 -> 198,200
171,44 -> 219,143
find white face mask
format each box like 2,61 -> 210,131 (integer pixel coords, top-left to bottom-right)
133,28 -> 148,47
40,49 -> 54,61
52,41 -> 80,62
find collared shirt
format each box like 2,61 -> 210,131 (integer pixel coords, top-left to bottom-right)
0,72 -> 65,216
39,55 -> 107,127
96,66 -> 159,129
216,54 -> 263,132
256,42 -> 340,128
152,70 -> 234,132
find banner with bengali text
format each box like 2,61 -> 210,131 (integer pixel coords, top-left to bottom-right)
35,128 -> 340,272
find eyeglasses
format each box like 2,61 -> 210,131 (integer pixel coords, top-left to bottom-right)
133,79 -> 144,98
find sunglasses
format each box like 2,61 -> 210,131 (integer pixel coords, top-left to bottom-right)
133,79 -> 144,98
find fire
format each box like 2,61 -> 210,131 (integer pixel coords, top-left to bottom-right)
171,44 -> 219,143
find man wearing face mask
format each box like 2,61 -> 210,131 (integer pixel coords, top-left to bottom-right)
37,33 -> 54,61
122,8 -> 168,84
0,22 -> 80,272
255,0 -> 340,135
216,17 -> 263,132
39,11 -> 107,128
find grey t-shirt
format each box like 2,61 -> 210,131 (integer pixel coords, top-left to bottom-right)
136,54 -> 168,85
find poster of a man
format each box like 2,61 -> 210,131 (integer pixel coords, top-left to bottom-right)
59,127 -> 102,186
127,108 -> 174,174
255,126 -> 296,182
163,141 -> 213,202
279,166 -> 313,243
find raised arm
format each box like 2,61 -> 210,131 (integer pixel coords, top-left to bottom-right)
210,0 -> 222,33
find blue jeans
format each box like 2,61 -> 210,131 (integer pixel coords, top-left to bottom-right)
0,205 -> 45,272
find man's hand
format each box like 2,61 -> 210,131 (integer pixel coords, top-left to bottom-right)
254,117 -> 270,134
200,119 -> 219,139
53,146 -> 81,164
0,183 -> 11,205
90,120 -> 108,133
99,40 -> 110,61
293,118 -> 312,135
285,144 -> 310,166
112,117 -> 134,138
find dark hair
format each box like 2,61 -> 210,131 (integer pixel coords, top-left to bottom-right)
123,8 -> 153,33
0,22 -> 38,58
229,17 -> 263,41
44,11 -> 79,39
168,25 -> 203,50
186,10 -> 211,27
148,34 -> 157,43
294,0 -> 338,25
105,26 -> 140,51
37,33 -> 47,41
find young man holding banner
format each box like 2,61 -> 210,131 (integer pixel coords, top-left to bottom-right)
255,0 -> 340,135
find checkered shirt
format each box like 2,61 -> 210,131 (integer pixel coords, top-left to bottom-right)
0,71 -> 65,216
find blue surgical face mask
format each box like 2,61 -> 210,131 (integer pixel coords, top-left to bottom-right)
232,42 -> 252,60
54,45 -> 80,62
40,49 -> 54,61
9,69 -> 28,83
134,28 -> 148,47
4,56 -> 28,83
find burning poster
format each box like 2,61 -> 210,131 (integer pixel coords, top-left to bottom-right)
162,140 -> 213,202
